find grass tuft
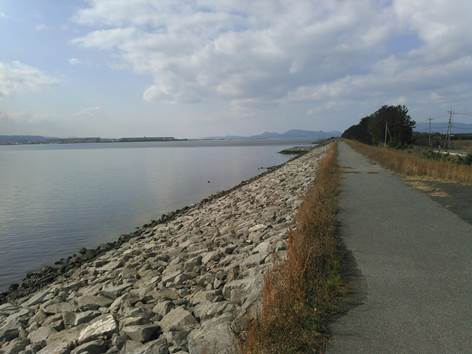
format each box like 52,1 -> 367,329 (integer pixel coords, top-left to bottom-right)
241,142 -> 342,354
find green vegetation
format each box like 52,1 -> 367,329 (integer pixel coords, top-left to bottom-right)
278,146 -> 312,155
242,143 -> 343,354
342,105 -> 415,147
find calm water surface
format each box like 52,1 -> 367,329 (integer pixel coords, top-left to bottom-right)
0,140 -> 298,290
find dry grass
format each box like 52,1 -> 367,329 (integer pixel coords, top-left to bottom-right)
347,140 -> 472,184
451,139 -> 472,154
241,142 -> 342,354
404,180 -> 449,198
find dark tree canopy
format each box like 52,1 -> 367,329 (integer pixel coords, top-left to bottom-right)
342,105 -> 415,146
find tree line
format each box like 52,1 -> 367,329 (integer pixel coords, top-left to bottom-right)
342,105 -> 416,146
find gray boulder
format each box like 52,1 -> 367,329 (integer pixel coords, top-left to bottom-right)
76,295 -> 113,311
70,339 -> 108,354
122,324 -> 160,343
159,307 -> 197,332
78,314 -> 117,344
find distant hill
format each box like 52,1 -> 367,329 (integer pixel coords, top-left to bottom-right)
206,129 -> 340,141
415,122 -> 472,134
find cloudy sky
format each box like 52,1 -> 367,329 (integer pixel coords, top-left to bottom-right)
0,0 -> 471,138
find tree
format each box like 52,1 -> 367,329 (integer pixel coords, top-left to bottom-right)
368,105 -> 415,146
342,105 -> 416,146
341,116 -> 372,144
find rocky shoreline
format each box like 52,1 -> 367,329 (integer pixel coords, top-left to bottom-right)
0,145 -> 326,354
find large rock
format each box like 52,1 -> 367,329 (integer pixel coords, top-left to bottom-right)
188,316 -> 235,354
0,337 -> 28,354
78,314 -> 117,344
43,302 -> 75,315
101,283 -> 132,299
38,325 -> 84,354
76,295 -> 113,311
28,326 -> 57,345
24,288 -> 53,307
70,339 -> 108,354
193,301 -> 229,321
74,311 -> 101,326
159,307 -> 197,332
122,324 -> 160,343
152,301 -> 173,317
0,318 -> 20,342
0,303 -> 18,317
126,338 -> 169,354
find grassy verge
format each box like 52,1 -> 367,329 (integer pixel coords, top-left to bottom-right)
347,140 -> 472,184
241,142 -> 343,354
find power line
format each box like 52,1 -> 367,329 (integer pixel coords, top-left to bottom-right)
446,110 -> 454,150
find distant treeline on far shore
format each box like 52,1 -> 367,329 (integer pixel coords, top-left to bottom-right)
0,136 -> 188,145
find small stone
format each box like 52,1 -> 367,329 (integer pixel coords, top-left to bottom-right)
184,256 -> 202,271
201,251 -> 219,265
174,273 -> 189,285
248,224 -> 266,233
213,278 -> 224,289
224,244 -> 237,254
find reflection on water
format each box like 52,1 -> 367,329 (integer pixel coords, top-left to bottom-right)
0,140 -> 298,290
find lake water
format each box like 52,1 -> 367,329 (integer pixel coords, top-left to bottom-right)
0,140 -> 298,290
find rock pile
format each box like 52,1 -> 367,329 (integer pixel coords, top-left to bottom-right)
0,146 -> 326,354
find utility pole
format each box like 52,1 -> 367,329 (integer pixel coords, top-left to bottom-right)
384,121 -> 388,147
446,110 -> 454,150
427,117 -> 434,147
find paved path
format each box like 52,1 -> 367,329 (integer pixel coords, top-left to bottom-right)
328,142 -> 472,353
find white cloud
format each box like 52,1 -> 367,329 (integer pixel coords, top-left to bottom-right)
35,24 -> 48,31
0,61 -> 58,97
0,11 -> 6,18
68,58 -> 81,65
73,106 -> 101,117
71,0 -> 472,126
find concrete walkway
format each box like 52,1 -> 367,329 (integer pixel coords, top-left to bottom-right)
328,142 -> 472,353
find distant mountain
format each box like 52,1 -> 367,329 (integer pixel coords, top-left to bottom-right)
206,129 -> 340,141
415,122 -> 472,134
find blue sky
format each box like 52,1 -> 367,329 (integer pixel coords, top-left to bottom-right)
1,0 -> 471,138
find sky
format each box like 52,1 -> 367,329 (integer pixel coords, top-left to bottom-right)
0,0 -> 471,138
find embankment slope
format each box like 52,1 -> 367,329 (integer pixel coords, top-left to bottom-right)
0,146 -> 327,354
